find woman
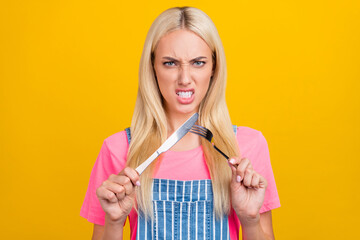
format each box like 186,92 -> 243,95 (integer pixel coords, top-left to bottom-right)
81,7 -> 280,240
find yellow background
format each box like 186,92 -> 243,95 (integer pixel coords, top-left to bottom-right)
1,0 -> 359,239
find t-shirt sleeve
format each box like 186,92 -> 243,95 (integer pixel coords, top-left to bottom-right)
239,129 -> 281,213
80,133 -> 128,225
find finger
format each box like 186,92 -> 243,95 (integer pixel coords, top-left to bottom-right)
102,180 -> 126,200
96,186 -> 118,203
251,173 -> 260,189
228,157 -> 240,174
243,168 -> 254,187
228,157 -> 241,183
235,158 -> 252,182
109,175 -> 135,196
115,190 -> 126,200
121,167 -> 141,186
258,175 -> 268,189
119,176 -> 135,196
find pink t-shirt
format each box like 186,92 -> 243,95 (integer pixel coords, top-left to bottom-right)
80,127 -> 280,239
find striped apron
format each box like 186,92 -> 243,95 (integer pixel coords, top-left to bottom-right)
136,179 -> 230,240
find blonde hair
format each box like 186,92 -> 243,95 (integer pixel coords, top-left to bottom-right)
126,7 -> 240,219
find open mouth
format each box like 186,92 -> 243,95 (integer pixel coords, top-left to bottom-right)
176,89 -> 194,99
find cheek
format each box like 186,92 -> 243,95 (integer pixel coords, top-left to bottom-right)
194,70 -> 212,86
155,66 -> 176,94
156,76 -> 175,101
194,64 -> 212,78
156,69 -> 178,85
157,81 -> 170,99
197,72 -> 212,99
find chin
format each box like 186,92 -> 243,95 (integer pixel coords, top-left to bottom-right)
176,106 -> 199,115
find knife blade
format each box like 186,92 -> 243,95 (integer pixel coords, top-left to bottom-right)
135,112 -> 199,175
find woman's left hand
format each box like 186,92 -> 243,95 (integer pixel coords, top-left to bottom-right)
228,157 -> 268,226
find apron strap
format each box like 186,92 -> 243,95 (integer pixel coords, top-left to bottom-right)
125,127 -> 131,144
232,125 -> 238,135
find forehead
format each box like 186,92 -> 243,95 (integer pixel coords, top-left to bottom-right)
154,29 -> 212,59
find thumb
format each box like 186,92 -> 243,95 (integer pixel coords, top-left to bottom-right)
228,158 -> 241,184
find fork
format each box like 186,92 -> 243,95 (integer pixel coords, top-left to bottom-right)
189,124 -> 229,160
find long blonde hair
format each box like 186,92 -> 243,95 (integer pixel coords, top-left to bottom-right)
126,7 -> 240,219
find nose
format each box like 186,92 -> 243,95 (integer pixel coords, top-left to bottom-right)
178,64 -> 191,86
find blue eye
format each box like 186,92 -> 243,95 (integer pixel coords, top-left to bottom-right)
193,61 -> 205,66
164,61 -> 175,66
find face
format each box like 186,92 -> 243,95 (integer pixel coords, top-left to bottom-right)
153,29 -> 213,117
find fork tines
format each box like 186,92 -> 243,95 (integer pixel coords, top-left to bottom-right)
190,124 -> 213,141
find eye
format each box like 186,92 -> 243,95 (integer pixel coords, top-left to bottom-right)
163,61 -> 176,66
193,61 -> 206,66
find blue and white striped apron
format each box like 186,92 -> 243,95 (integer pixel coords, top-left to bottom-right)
136,179 -> 230,240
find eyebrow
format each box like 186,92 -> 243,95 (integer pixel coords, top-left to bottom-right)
161,56 -> 208,61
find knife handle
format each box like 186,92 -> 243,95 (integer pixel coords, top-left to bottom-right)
135,150 -> 161,175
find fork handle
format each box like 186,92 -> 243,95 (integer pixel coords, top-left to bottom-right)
213,145 -> 229,160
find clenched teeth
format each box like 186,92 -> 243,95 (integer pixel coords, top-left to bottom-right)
177,91 -> 193,98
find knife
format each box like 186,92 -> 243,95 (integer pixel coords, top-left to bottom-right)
135,112 -> 199,175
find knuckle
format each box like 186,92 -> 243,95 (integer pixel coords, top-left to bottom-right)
102,181 -> 108,187
123,177 -> 130,184
118,185 -> 125,193
124,167 -> 131,173
108,192 -> 115,200
96,187 -> 101,197
238,164 -> 245,171
237,168 -> 244,176
243,158 -> 252,167
123,167 -> 132,177
109,174 -> 116,179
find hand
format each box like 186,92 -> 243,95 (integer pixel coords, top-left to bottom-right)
228,157 -> 268,226
96,167 -> 140,224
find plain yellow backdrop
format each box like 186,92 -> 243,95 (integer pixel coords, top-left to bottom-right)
1,0 -> 359,239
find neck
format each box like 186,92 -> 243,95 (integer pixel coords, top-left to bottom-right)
166,111 -> 196,133
165,110 -> 201,151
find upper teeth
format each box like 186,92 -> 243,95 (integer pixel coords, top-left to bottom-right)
177,91 -> 193,98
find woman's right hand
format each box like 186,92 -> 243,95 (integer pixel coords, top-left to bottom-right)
96,167 -> 140,224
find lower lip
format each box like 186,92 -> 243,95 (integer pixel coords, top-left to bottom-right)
177,93 -> 195,104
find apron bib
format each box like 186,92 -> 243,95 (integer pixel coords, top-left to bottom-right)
136,179 -> 230,240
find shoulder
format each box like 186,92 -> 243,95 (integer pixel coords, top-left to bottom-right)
104,130 -> 128,146
102,130 -> 129,160
234,126 -> 269,158
235,126 -> 265,144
